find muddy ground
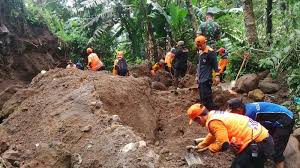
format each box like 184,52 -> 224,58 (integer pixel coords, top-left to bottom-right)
0,69 -> 240,168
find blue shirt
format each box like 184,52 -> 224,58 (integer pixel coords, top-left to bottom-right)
245,102 -> 293,128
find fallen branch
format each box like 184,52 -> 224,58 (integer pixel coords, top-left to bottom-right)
23,40 -> 39,48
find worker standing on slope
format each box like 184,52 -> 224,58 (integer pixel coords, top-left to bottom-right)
195,35 -> 219,110
227,98 -> 295,168
86,48 -> 104,71
187,103 -> 274,168
173,41 -> 188,89
113,51 -> 128,76
217,48 -> 229,82
197,11 -> 221,50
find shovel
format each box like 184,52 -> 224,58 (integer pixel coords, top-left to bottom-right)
184,145 -> 206,167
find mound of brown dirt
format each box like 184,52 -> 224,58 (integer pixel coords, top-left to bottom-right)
0,69 -> 257,168
0,69 -> 159,167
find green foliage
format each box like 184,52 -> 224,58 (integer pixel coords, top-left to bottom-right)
22,0 -> 299,96
288,69 -> 300,96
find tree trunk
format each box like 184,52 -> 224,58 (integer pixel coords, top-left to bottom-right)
145,20 -> 158,63
141,0 -> 157,63
185,0 -> 198,36
242,0 -> 258,46
266,0 -> 272,46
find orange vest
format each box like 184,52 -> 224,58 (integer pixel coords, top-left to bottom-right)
218,59 -> 229,73
165,52 -> 174,68
88,53 -> 102,71
206,111 -> 269,153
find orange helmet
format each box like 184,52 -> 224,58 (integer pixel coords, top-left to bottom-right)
195,35 -> 207,45
86,48 -> 93,54
187,103 -> 207,125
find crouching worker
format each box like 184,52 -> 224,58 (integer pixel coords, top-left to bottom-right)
227,98 -> 295,168
86,48 -> 105,71
187,104 -> 274,168
151,59 -> 165,76
113,51 -> 128,76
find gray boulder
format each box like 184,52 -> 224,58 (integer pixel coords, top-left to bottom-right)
235,74 -> 259,93
258,80 -> 280,94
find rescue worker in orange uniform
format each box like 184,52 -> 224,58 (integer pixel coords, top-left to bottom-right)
151,59 -> 165,76
164,48 -> 176,73
227,98 -> 295,168
86,48 -> 104,71
217,48 -> 229,82
187,103 -> 274,168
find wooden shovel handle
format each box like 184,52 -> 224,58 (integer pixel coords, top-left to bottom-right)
235,56 -> 247,81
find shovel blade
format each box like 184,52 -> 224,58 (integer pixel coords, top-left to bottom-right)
184,152 -> 204,167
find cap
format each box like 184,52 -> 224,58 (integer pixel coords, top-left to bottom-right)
218,48 -> 225,54
177,41 -> 185,47
87,48 -> 93,54
187,104 -> 207,125
170,48 -> 176,54
227,98 -> 244,109
195,36 -> 206,45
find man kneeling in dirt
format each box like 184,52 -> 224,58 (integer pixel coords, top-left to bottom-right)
86,48 -> 105,71
187,104 -> 274,168
227,98 -> 295,168
151,59 -> 165,76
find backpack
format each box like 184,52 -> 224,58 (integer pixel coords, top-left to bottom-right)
117,58 -> 128,76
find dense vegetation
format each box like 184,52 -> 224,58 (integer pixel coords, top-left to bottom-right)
3,0 -> 300,111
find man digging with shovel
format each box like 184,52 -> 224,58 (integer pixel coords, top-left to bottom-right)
186,103 -> 275,168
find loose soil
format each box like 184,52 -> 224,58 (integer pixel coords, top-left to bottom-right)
0,69 -> 237,168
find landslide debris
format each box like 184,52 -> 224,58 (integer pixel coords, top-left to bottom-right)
0,69 -> 238,168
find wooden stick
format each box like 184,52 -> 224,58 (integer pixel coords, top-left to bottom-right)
235,56 -> 247,81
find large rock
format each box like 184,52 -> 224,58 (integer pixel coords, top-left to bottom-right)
283,136 -> 300,168
21,143 -> 72,168
248,89 -> 265,101
257,70 -> 269,80
258,80 -> 280,94
2,149 -> 21,166
0,141 -> 8,154
0,85 -> 23,110
292,128 -> 300,142
235,74 -> 259,93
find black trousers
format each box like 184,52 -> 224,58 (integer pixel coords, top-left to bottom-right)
174,66 -> 187,88
198,80 -> 214,109
268,121 -> 294,163
231,136 -> 274,168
